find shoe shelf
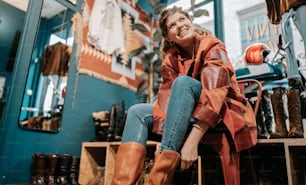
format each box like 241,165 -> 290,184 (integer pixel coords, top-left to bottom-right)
78,139 -> 306,185
253,138 -> 306,185
78,141 -> 160,185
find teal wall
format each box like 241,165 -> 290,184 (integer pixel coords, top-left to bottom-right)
0,1 -> 25,89
0,0 -> 223,183
0,0 -> 141,183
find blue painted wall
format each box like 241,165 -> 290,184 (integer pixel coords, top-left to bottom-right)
0,1 -> 25,90
0,0 -> 223,183
0,0 -> 141,183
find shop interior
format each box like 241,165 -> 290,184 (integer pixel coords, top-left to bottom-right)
0,0 -> 305,184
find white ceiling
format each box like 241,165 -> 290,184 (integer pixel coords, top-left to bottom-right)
2,0 -> 67,18
2,0 -> 29,11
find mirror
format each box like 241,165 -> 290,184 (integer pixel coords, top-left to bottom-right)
18,0 -> 76,132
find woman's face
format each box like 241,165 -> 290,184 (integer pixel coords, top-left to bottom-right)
165,12 -> 194,47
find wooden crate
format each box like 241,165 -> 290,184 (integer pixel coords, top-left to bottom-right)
78,141 -> 160,185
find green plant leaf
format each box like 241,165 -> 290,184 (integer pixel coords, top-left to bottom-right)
153,30 -> 162,42
154,4 -> 167,15
137,72 -> 149,81
141,57 -> 151,72
148,0 -> 159,7
193,9 -> 209,17
129,45 -> 147,58
132,23 -> 148,32
137,81 -> 149,96
153,59 -> 162,69
153,47 -> 160,54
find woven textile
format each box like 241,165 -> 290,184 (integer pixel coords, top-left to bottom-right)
77,0 -> 149,91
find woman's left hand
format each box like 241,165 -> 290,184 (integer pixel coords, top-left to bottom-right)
180,122 -> 209,170
180,140 -> 198,170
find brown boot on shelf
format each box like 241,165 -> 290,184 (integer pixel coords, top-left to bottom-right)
46,154 -> 59,185
270,87 -> 288,138
68,156 -> 80,185
262,90 -> 274,134
144,150 -> 180,185
31,153 -> 47,185
111,142 -> 146,185
113,101 -> 126,141
55,154 -> 72,185
256,100 -> 269,139
287,89 -> 304,138
107,104 -> 116,141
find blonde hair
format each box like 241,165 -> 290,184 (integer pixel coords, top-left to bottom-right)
194,24 -> 212,36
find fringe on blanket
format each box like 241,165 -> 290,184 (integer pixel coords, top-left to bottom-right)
71,12 -> 83,70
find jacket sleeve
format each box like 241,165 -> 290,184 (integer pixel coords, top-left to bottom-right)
192,41 -> 236,127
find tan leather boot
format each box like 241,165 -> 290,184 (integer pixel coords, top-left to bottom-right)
270,87 -> 288,138
111,142 -> 146,185
287,89 -> 304,138
144,150 -> 180,185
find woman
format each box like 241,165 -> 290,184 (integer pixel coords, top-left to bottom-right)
111,6 -> 257,185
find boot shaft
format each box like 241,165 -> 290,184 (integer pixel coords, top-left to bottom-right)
56,154 -> 72,176
32,153 -> 47,175
107,104 -> 117,141
270,87 -> 288,138
287,89 -> 302,121
287,89 -> 304,138
262,90 -> 273,133
111,142 -> 146,185
144,150 -> 180,185
31,153 -> 47,185
271,87 -> 286,119
107,101 -> 127,141
47,154 -> 59,176
114,101 -> 126,140
69,156 -> 81,185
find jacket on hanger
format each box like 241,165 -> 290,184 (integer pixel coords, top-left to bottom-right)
39,42 -> 72,76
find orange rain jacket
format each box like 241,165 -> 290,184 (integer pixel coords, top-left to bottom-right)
152,33 -> 257,152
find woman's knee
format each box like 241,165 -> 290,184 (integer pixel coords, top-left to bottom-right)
172,76 -> 200,90
126,103 -> 153,123
128,103 -> 149,116
173,76 -> 191,87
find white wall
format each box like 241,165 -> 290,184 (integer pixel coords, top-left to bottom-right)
168,0 -> 267,65
222,0 -> 266,65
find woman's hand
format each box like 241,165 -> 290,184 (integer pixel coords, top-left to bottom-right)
180,137 -> 199,170
180,121 -> 209,170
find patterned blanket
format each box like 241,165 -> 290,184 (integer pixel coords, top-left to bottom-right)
75,0 -> 148,91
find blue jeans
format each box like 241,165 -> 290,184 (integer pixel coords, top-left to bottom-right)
121,76 -> 202,152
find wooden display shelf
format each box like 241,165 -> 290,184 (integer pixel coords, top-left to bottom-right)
78,141 -> 160,185
254,138 -> 306,185
78,138 -> 306,185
